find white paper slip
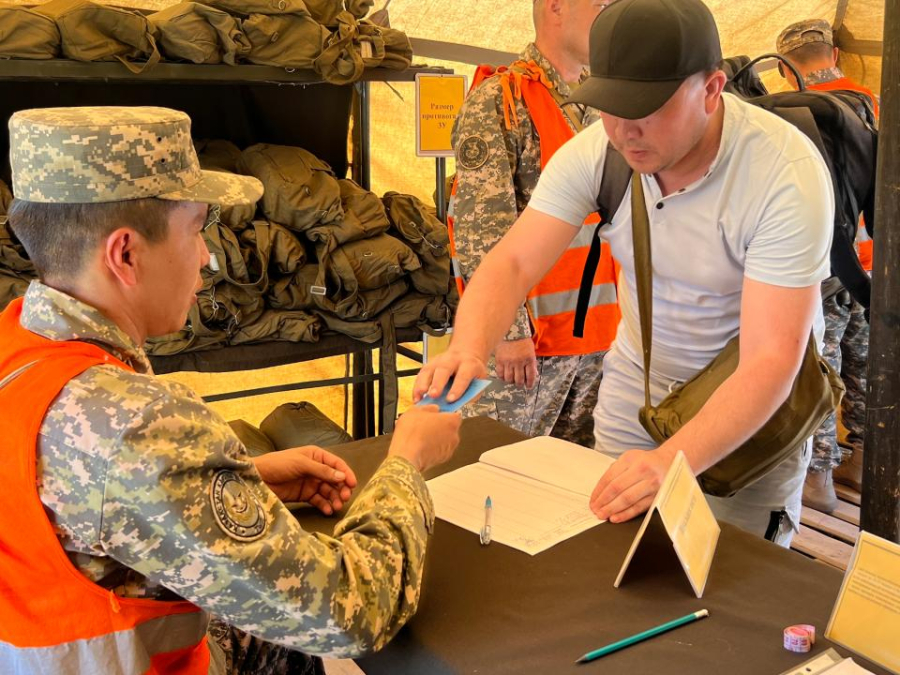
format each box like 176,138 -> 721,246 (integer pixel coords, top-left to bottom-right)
478,436 -> 616,498
427,464 -> 603,556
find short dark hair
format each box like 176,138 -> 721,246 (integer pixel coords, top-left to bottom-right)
787,42 -> 834,66
7,198 -> 176,282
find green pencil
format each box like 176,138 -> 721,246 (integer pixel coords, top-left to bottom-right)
575,609 -> 710,664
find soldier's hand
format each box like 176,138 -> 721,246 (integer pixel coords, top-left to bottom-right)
494,338 -> 538,389
589,447 -> 676,523
253,446 -> 358,515
412,348 -> 487,404
387,405 -> 462,473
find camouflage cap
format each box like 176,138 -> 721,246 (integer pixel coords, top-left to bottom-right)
776,19 -> 834,55
9,106 -> 263,206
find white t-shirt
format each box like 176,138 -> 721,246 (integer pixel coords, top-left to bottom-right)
529,93 -> 834,383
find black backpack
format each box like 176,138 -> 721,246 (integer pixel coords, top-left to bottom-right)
573,54 -> 879,337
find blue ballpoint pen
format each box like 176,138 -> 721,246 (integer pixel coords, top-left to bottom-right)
479,496 -> 492,545
575,609 -> 709,664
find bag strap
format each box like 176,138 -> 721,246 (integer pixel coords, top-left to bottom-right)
573,144 -> 631,338
114,28 -> 161,74
630,172 -> 654,412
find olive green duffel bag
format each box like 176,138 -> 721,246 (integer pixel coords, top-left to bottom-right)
306,179 -> 390,250
204,0 -> 308,16
228,419 -> 277,457
0,3 -> 61,59
260,401 -> 352,450
36,0 -> 161,73
238,143 -> 343,234
230,308 -> 321,345
243,12 -> 328,69
318,233 -> 420,292
268,263 -> 320,311
314,11 -> 364,84
383,191 -> 452,296
149,2 -> 250,65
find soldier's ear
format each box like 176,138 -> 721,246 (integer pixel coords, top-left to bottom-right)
547,0 -> 565,18
103,227 -> 140,288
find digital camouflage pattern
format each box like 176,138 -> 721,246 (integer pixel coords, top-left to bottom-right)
9,106 -> 262,205
464,350 -> 606,448
776,19 -> 833,54
26,279 -> 435,661
805,66 -> 846,86
450,43 -> 605,442
811,292 -> 868,472
450,43 -> 594,343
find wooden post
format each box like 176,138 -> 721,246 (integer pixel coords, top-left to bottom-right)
861,0 -> 900,542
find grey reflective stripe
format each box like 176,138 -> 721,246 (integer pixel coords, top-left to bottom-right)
569,223 -> 598,249
0,360 -> 38,391
451,256 -> 463,279
0,610 -> 209,675
527,282 -> 617,319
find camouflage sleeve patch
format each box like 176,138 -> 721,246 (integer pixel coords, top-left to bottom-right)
457,135 -> 489,170
97,386 -> 433,657
451,79 -> 534,341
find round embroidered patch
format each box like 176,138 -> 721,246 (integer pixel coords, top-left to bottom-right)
458,135 -> 489,170
210,470 -> 267,542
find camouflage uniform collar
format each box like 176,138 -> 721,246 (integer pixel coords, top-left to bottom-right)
804,66 -> 844,86
520,43 -> 587,99
20,281 -> 152,373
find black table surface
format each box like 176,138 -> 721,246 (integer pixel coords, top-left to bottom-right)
295,417 -> 886,675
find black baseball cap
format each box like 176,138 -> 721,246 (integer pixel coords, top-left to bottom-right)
567,0 -> 723,119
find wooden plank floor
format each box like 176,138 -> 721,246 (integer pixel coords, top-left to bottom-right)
792,484 -> 862,571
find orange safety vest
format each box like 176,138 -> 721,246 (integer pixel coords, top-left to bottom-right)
807,77 -> 879,272
448,61 -> 619,357
0,297 -> 211,674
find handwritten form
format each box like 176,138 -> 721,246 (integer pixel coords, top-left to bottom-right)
426,437 -> 615,555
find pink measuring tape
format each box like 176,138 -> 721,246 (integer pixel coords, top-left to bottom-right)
783,625 -> 816,653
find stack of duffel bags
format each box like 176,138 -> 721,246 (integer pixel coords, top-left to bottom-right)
0,0 -> 413,83
145,139 -> 456,362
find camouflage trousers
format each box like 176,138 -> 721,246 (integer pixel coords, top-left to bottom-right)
811,292 -> 868,473
208,617 -> 326,675
463,351 -> 606,448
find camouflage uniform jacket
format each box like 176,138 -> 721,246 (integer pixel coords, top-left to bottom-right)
27,281 -> 434,658
450,43 -> 595,341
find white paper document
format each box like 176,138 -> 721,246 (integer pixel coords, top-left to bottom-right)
426,437 -> 615,555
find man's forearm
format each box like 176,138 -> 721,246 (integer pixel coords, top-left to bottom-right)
659,354 -> 800,473
451,248 -> 535,361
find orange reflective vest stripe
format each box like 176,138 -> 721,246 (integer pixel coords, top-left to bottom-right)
449,60 -> 619,357
807,77 -> 878,273
0,297 -> 210,674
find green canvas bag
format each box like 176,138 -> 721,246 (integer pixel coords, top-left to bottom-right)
149,2 -> 250,65
243,12 -> 328,69
238,143 -> 343,234
260,401 -> 352,450
204,0 -> 308,16
358,19 -> 410,70
268,263 -> 319,311
228,419 -> 277,457
628,173 -> 845,498
383,191 -> 451,295
314,11 -> 364,84
0,3 -> 61,59
37,0 -> 161,74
